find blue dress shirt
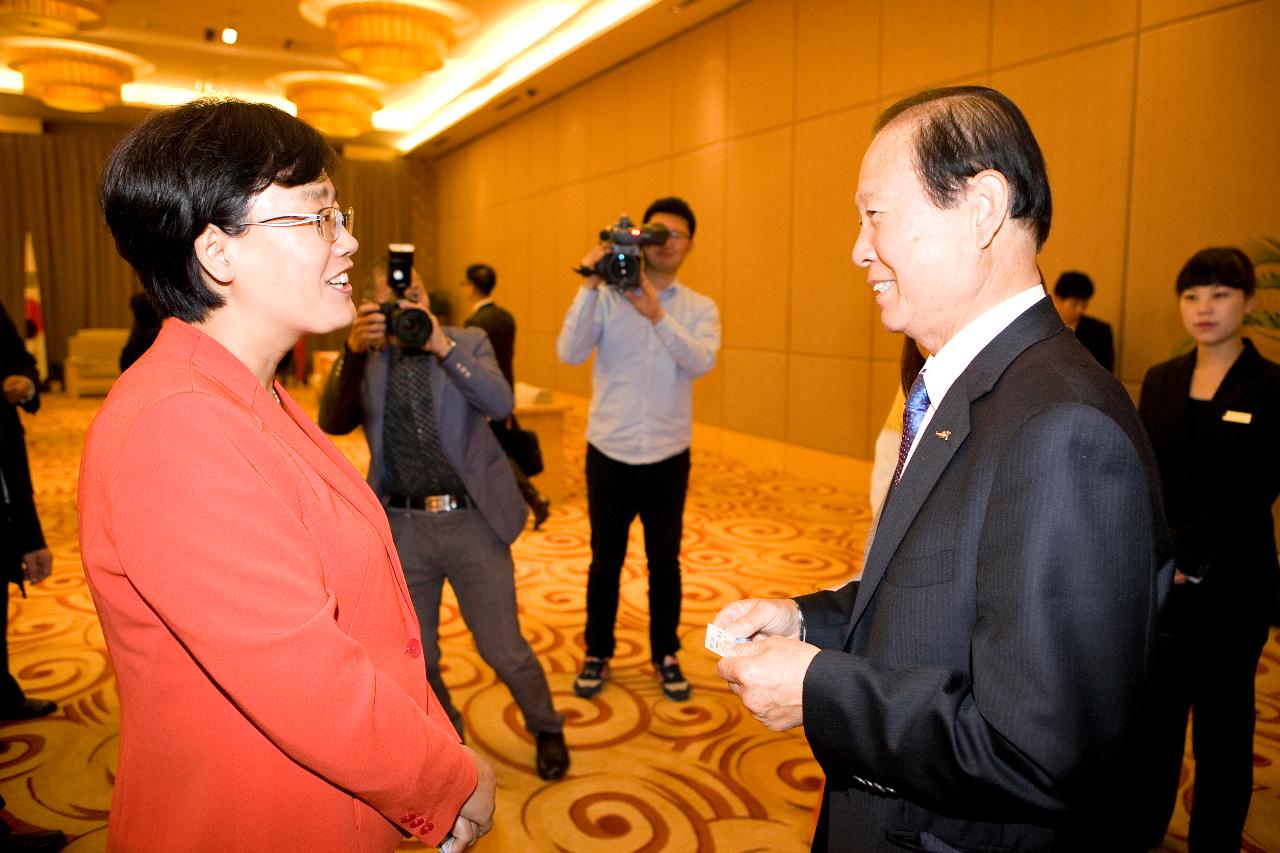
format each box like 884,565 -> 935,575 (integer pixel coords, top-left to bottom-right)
556,281 -> 720,465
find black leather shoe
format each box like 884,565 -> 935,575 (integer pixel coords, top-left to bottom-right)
0,828 -> 67,852
0,699 -> 56,722
531,493 -> 551,530
535,731 -> 569,781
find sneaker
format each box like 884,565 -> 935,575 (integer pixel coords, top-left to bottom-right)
573,657 -> 610,698
655,655 -> 691,701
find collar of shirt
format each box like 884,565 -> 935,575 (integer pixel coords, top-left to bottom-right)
920,285 -> 1047,414
467,297 -> 494,317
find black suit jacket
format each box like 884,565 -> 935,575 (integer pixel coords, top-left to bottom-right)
1073,314 -> 1114,373
465,302 -> 517,388
1138,339 -> 1280,606
0,303 -> 43,583
798,298 -> 1171,851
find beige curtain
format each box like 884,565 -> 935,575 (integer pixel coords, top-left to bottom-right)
0,133 -> 47,329
32,124 -> 137,367
0,124 -> 136,369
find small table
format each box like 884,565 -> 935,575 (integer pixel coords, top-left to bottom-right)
513,401 -> 571,502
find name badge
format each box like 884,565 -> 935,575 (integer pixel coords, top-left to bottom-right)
1222,410 -> 1252,424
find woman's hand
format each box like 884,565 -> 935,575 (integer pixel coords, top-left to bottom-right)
455,745 -> 495,845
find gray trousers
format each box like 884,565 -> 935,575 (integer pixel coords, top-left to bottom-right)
387,505 -> 562,738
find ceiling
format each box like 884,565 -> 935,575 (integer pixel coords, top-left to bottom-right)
0,0 -> 741,156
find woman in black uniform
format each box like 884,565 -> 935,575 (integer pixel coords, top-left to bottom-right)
1141,247 -> 1280,851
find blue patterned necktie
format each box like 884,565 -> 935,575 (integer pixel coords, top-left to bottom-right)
893,371 -> 930,484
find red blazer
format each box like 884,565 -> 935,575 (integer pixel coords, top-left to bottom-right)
78,320 -> 475,851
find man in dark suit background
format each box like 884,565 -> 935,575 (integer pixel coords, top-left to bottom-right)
319,268 -> 569,781
461,263 -> 550,528
0,302 -> 58,722
1051,270 -> 1115,372
714,87 -> 1171,851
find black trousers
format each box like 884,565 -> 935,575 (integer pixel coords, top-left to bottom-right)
0,581 -> 25,708
583,444 -> 690,664
1145,582 -> 1270,851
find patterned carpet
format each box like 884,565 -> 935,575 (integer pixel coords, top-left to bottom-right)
2,388 -> 1277,851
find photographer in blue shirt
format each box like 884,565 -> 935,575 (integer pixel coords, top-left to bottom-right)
557,197 -> 720,702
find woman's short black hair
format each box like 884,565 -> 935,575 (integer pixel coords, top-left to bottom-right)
100,97 -> 336,323
1175,247 -> 1255,296
643,196 -> 696,239
876,86 -> 1052,251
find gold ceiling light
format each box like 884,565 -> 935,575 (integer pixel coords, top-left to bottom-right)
0,0 -> 105,36
273,71 -> 387,139
298,0 -> 475,85
0,36 -> 150,112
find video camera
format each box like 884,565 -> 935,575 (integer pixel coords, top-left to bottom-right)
381,243 -> 434,349
575,214 -> 670,289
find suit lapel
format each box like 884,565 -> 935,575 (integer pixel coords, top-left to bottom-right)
267,392 -> 418,616
1212,340 -> 1264,414
269,392 -> 388,534
849,392 -> 971,635
846,299 -> 1064,643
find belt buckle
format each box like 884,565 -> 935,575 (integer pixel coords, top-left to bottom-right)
424,494 -> 455,513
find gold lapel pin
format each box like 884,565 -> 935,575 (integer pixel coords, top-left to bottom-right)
935,430 -> 951,441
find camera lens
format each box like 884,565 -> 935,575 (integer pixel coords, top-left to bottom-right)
391,306 -> 432,349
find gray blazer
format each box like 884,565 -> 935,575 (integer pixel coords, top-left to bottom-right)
798,298 -> 1173,851
318,325 -> 528,545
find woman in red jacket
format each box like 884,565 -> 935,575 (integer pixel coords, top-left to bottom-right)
80,98 -> 493,852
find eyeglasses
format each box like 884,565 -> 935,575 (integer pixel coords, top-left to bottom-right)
664,229 -> 691,242
236,206 -> 354,242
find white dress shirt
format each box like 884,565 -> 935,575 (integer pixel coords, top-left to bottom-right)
556,281 -> 720,465
902,286 -> 1047,473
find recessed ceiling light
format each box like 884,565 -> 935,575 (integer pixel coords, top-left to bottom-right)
220,28 -> 238,45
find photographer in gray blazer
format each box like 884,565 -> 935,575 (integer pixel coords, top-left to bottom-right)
320,259 -> 568,781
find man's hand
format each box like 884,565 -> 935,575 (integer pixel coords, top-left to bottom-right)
419,303 -> 453,358
578,244 -> 608,291
717,636 -> 819,731
346,301 -> 386,353
714,598 -> 803,641
22,548 -> 52,585
625,272 -> 665,324
446,817 -> 480,851
456,745 -> 495,844
3,375 -> 35,405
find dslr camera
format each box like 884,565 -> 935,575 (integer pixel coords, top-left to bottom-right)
381,243 -> 434,349
577,214 -> 670,289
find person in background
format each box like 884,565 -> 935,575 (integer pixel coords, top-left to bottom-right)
428,289 -> 455,327
1051,270 -> 1114,372
1140,247 -> 1280,851
119,291 -> 162,371
866,336 -> 928,544
0,300 -> 57,723
319,266 -> 570,782
462,262 -> 551,529
82,97 -> 492,851
557,196 -> 721,703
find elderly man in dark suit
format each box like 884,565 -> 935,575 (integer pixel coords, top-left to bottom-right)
714,87 -> 1171,852
461,262 -> 550,528
319,270 -> 569,781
